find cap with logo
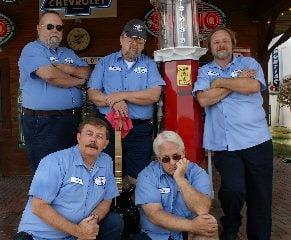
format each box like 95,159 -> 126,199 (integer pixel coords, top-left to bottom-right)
123,19 -> 147,40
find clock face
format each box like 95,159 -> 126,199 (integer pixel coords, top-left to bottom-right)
67,28 -> 91,51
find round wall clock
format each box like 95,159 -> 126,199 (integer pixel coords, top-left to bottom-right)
67,27 -> 91,51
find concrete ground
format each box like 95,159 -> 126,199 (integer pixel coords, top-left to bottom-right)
0,158 -> 290,239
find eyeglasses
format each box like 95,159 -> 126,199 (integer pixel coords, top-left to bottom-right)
124,35 -> 146,45
41,24 -> 64,32
160,153 -> 182,163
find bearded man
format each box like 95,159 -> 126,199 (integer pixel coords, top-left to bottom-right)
88,19 -> 165,180
193,27 -> 273,240
18,11 -> 90,173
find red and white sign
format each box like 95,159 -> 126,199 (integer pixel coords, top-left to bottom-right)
145,2 -> 226,41
0,14 -> 15,48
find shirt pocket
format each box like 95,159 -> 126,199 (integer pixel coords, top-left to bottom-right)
58,181 -> 85,204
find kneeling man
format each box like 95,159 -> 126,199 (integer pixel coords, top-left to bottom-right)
16,117 -> 123,240
135,131 -> 218,240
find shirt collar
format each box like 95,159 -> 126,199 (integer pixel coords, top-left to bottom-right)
36,39 -> 64,54
117,50 -> 141,63
209,54 -> 238,70
72,146 -> 106,170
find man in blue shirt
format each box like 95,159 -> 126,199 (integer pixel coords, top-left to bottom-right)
88,19 -> 165,179
193,26 -> 273,240
135,131 -> 218,240
15,117 -> 123,240
19,10 -> 90,173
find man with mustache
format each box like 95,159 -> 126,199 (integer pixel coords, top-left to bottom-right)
15,117 -> 124,240
193,26 -> 273,240
88,19 -> 165,180
135,131 -> 218,240
18,10 -> 90,173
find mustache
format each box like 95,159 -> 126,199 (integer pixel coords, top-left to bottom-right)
85,143 -> 99,150
217,47 -> 227,51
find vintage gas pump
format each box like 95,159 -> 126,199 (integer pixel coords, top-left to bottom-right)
152,0 -> 207,164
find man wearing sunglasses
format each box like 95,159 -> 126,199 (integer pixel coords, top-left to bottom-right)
18,10 -> 90,174
88,19 -> 165,180
135,131 -> 218,240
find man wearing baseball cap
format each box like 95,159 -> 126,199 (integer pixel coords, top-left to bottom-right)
88,18 -> 165,184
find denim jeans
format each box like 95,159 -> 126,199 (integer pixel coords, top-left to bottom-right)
21,114 -> 81,173
98,212 -> 124,240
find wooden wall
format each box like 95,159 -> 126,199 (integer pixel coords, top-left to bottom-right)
0,0 -> 268,175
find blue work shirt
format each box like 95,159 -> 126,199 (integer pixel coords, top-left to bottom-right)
18,146 -> 119,240
88,51 -> 165,119
19,40 -> 88,110
193,56 -> 271,151
135,161 -> 211,240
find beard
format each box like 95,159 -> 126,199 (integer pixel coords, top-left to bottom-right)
213,49 -> 232,60
47,35 -> 61,49
123,48 -> 141,61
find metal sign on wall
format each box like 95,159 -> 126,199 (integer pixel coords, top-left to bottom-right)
145,2 -> 226,41
40,0 -> 116,18
0,13 -> 15,48
271,48 -> 280,92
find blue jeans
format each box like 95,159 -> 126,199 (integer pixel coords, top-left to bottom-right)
21,114 -> 81,173
97,113 -> 153,179
98,212 -> 124,240
213,140 -> 273,240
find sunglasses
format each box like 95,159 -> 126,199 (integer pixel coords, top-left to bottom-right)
42,24 -> 64,32
124,35 -> 146,45
160,153 -> 182,163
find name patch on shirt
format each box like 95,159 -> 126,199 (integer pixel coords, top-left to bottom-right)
207,70 -> 220,76
231,69 -> 242,78
49,56 -> 59,62
109,66 -> 122,71
70,177 -> 83,185
159,187 -> 171,194
65,57 -> 74,64
134,67 -> 147,74
95,176 -> 106,186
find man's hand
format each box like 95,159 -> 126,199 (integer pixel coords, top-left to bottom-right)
112,100 -> 128,118
173,158 -> 189,181
189,214 -> 218,237
53,63 -> 75,75
238,69 -> 256,79
106,92 -> 127,107
75,215 -> 99,239
210,78 -> 224,89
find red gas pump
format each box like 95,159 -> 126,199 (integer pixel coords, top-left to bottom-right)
152,0 -> 207,164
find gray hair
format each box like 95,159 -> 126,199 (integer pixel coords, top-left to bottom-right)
153,131 -> 184,156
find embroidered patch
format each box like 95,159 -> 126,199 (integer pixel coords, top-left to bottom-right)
134,67 -> 147,74
49,56 -> 58,62
70,177 -> 83,185
65,57 -> 74,64
231,69 -> 242,78
95,176 -> 106,186
159,187 -> 171,194
207,70 -> 219,76
109,66 -> 122,71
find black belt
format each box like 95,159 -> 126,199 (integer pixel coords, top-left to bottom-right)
22,107 -> 82,116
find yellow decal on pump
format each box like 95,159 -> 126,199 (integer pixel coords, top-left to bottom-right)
177,65 -> 191,86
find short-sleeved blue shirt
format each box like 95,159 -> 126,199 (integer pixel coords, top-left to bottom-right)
88,51 -> 165,119
135,161 -> 211,240
19,40 -> 88,110
18,146 -> 119,240
193,56 -> 271,151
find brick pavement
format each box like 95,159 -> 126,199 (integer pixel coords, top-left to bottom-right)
0,158 -> 290,239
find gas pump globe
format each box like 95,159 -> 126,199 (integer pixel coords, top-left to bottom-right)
153,0 -> 207,164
